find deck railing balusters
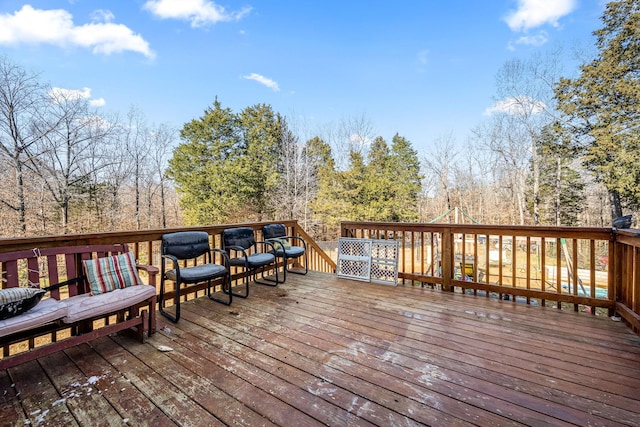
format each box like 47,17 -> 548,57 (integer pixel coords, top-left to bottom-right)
0,220 -> 637,334
340,221 -> 639,334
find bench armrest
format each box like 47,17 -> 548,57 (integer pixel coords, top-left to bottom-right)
136,264 -> 159,287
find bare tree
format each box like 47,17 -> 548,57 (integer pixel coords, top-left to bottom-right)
423,133 -> 459,222
0,57 -> 55,235
490,49 -> 564,225
473,115 -> 531,224
272,118 -> 302,220
29,90 -> 117,233
322,114 -> 376,171
123,106 -> 149,230
146,123 -> 175,228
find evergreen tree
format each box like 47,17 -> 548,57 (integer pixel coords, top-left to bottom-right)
390,133 -> 422,222
529,125 -> 585,225
307,137 -> 350,230
341,150 -> 367,220
167,99 -> 241,224
237,104 -> 282,220
362,136 -> 394,221
555,0 -> 640,217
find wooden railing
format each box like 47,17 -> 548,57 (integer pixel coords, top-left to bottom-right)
1,219 -> 637,335
612,229 -> 640,334
341,221 -> 640,334
0,221 -> 335,271
0,221 -> 336,310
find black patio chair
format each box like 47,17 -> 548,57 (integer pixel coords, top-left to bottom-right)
262,223 -> 308,281
159,231 -> 231,322
222,227 -> 281,295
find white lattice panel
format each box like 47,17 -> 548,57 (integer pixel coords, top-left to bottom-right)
337,238 -> 371,281
337,238 -> 399,285
370,240 -> 399,285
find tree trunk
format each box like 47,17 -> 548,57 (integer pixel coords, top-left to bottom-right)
15,158 -> 26,235
609,190 -> 623,221
135,160 -> 141,230
531,132 -> 540,226
555,156 -> 562,226
160,179 -> 167,228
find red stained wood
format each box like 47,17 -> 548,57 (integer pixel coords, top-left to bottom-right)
1,271 -> 639,426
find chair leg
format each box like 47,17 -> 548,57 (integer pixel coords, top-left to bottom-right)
208,275 -> 232,305
280,256 -> 287,282
230,268 -> 250,298
159,279 -> 180,323
286,253 -> 308,276
254,264 -> 280,286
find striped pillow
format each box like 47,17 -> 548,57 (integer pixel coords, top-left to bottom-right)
0,287 -> 46,320
83,252 -> 143,295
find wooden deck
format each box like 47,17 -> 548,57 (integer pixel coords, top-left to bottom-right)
1,271 -> 639,426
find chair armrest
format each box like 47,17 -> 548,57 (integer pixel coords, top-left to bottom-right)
226,245 -> 249,260
256,240 -> 276,252
161,253 -> 180,270
213,248 -> 231,267
285,235 -> 307,248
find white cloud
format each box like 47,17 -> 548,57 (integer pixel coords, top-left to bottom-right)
49,87 -> 105,107
0,5 -> 154,58
90,98 -> 106,107
90,9 -> 115,23
484,96 -> 547,116
243,73 -> 280,91
144,0 -> 252,28
505,0 -> 577,32
507,31 -> 549,51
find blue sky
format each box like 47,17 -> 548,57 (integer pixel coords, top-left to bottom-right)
0,0 -> 605,154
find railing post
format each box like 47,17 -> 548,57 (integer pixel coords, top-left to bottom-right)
610,233 -> 618,318
442,227 -> 453,292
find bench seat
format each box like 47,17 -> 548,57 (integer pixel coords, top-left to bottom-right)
63,284 -> 156,323
0,298 -> 67,338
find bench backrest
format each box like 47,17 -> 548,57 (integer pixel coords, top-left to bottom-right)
0,244 -> 130,300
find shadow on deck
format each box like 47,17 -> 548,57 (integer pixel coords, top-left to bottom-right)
1,271 -> 639,426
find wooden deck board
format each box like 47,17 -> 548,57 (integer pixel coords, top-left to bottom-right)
40,350 -> 126,427
0,370 -> 24,425
288,280 -> 640,394
1,271 -> 639,426
6,359 -> 80,426
65,343 -> 177,427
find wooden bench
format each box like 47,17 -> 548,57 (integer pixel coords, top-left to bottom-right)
0,244 -> 157,370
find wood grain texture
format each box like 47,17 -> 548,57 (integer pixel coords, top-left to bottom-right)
1,271 -> 638,426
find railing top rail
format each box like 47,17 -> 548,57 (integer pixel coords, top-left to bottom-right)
341,221 -> 614,240
0,220 -> 300,254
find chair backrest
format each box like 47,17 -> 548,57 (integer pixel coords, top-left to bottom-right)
222,227 -> 256,251
262,224 -> 286,240
162,231 -> 210,260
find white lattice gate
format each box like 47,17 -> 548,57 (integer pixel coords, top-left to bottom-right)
337,238 -> 399,286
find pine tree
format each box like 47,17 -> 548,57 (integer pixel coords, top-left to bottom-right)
555,0 -> 640,217
362,136 -> 394,221
529,125 -> 585,225
237,104 -> 283,220
306,137 -> 344,230
390,133 -> 422,222
166,99 -> 241,224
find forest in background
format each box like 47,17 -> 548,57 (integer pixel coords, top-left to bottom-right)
0,0 -> 638,239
